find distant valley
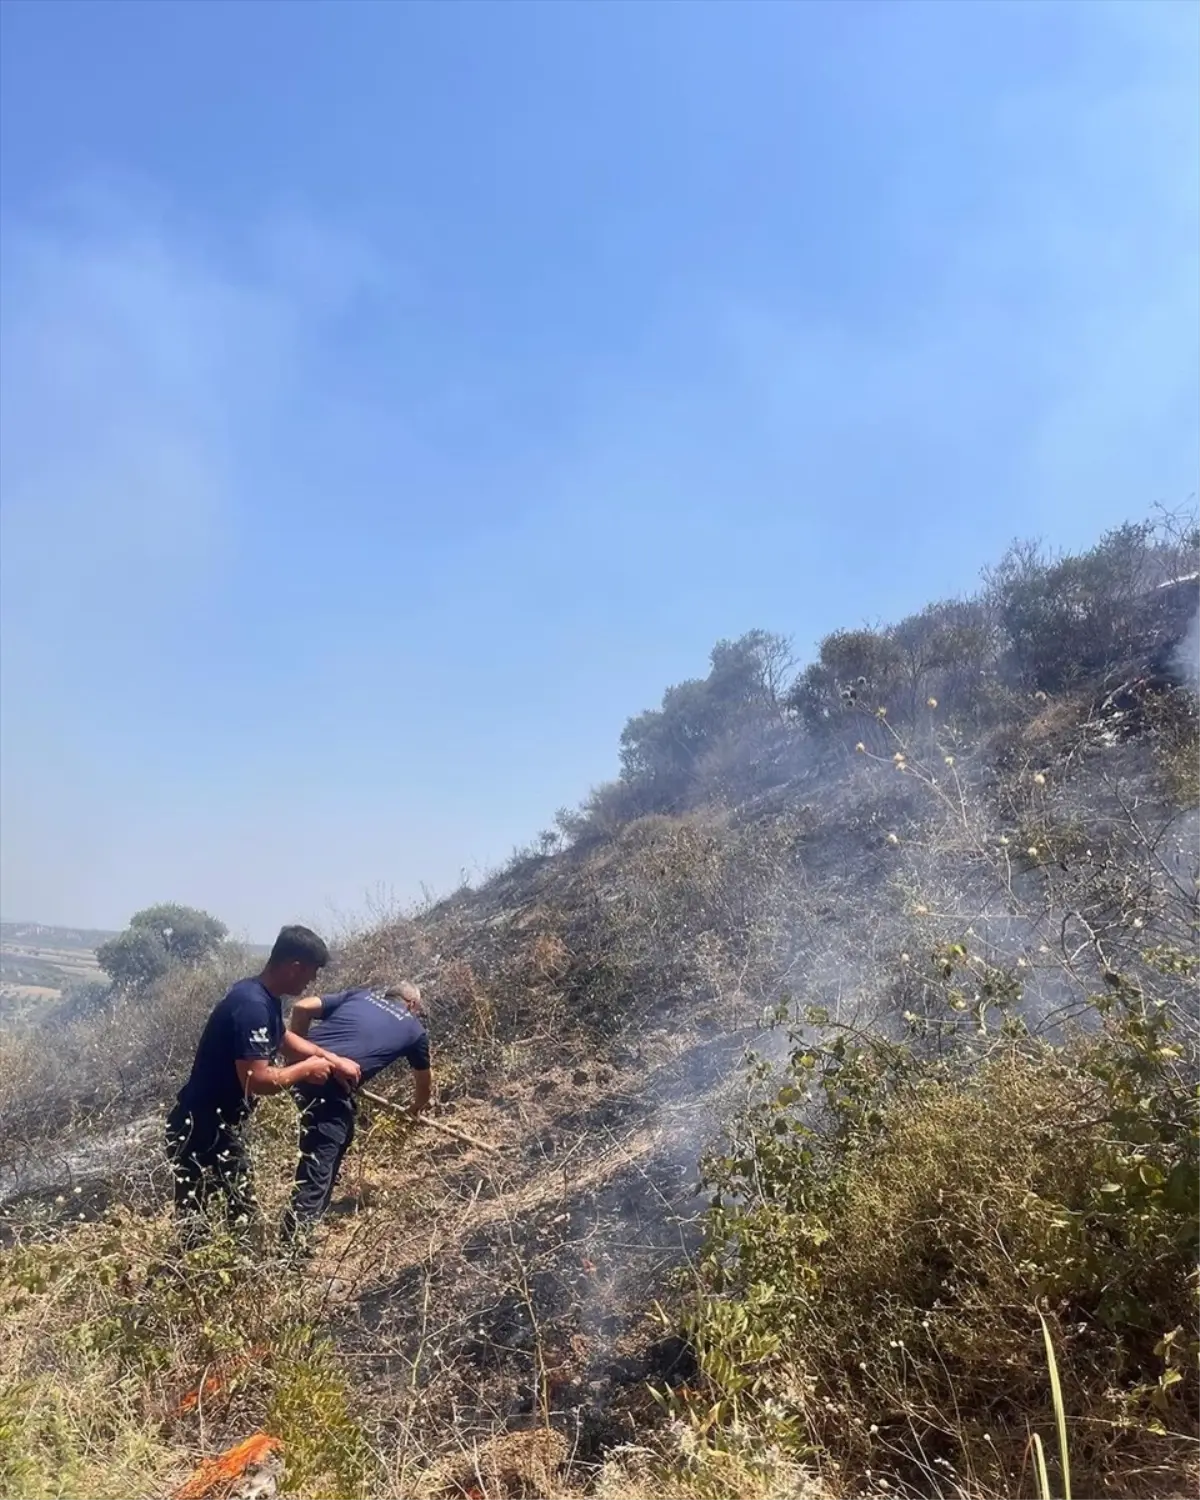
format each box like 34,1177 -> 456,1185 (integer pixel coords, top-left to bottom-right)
0,922 -> 113,1020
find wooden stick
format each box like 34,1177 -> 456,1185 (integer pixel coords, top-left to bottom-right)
359,1087 -> 500,1154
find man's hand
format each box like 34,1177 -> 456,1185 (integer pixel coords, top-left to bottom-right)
238,1053 -> 332,1096
328,1054 -> 362,1088
296,1055 -> 333,1085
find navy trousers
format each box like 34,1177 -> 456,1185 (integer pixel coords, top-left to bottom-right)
282,1083 -> 357,1241
165,1102 -> 256,1231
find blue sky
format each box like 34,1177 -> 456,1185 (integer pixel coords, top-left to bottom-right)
1,0 -> 1196,942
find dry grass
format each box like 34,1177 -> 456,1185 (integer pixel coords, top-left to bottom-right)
0,1001 -> 752,1499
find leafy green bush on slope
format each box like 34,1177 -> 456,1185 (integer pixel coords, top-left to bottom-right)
681,955 -> 1198,1498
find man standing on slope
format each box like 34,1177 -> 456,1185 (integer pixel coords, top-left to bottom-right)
281,980 -> 432,1245
166,925 -> 362,1230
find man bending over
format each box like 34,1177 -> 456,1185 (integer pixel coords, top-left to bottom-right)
166,925 -> 361,1231
282,980 -> 432,1243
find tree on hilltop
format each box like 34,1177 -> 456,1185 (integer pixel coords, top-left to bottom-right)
618,630 -> 794,805
97,903 -> 228,992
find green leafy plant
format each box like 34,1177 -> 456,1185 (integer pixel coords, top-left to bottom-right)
680,961 -> 1198,1497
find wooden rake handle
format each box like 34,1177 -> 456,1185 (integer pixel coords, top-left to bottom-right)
359,1087 -> 499,1154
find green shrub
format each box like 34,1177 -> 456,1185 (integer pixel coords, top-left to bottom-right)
267,1325 -> 375,1498
683,961 -> 1198,1498
987,522 -> 1186,693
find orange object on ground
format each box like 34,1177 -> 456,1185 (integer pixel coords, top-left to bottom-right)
175,1345 -> 269,1416
176,1371 -> 226,1416
173,1433 -> 281,1500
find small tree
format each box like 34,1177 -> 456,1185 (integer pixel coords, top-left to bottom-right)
889,598 -> 998,719
707,630 -> 795,718
618,632 -> 798,812
989,522 -> 1158,690
97,903 -> 227,992
129,903 -> 227,965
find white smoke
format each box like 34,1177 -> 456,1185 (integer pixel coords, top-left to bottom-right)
1173,604 -> 1200,693
1170,609 -> 1200,999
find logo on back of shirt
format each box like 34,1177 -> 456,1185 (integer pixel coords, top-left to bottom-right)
367,990 -> 412,1023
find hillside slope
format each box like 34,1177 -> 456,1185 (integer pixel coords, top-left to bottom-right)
1,517 -> 1197,1500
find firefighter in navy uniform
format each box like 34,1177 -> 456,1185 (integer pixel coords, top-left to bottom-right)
281,980 -> 432,1243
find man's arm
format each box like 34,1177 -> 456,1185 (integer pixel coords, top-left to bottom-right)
236,1054 -> 331,1098
404,1030 -> 432,1115
410,1068 -> 432,1116
287,995 -> 322,1037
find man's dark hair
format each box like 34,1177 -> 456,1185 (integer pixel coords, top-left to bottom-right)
268,925 -> 330,968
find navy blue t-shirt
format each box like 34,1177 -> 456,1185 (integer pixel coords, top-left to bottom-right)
309,988 -> 430,1084
176,978 -> 285,1122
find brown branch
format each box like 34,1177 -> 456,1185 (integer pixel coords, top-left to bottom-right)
359,1087 -> 500,1154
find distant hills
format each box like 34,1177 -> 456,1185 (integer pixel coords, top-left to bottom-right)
0,923 -> 271,1022
1,921 -> 118,952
